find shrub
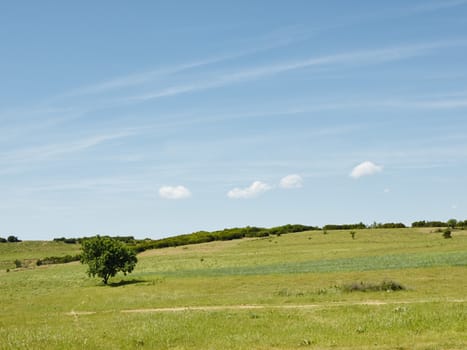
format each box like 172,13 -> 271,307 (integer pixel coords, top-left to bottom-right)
36,254 -> 81,266
14,259 -> 22,268
342,280 -> 406,292
443,229 -> 452,239
380,280 -> 405,291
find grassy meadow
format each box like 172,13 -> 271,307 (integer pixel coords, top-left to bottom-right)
0,228 -> 466,349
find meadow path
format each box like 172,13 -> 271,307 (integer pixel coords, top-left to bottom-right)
66,299 -> 466,316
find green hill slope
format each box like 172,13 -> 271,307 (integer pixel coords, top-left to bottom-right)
1,228 -> 466,349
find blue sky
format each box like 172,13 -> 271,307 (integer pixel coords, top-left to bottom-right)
1,1 -> 467,240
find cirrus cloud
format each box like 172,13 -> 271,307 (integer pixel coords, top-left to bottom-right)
227,181 -> 272,199
159,185 -> 192,199
279,174 -> 303,189
350,161 -> 383,179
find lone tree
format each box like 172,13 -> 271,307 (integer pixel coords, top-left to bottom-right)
447,218 -> 457,229
7,235 -> 21,243
80,236 -> 137,284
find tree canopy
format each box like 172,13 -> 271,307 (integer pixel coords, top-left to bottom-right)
80,236 -> 137,284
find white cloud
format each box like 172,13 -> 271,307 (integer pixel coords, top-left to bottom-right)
227,181 -> 272,199
159,185 -> 192,199
279,174 -> 303,189
350,161 -> 383,179
383,188 -> 391,193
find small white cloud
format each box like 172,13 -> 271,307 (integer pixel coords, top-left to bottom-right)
227,181 -> 272,199
350,161 -> 383,179
383,188 -> 391,193
159,185 -> 191,199
452,204 -> 457,209
279,174 -> 303,189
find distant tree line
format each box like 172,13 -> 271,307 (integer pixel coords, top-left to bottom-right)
323,223 -> 368,230
132,224 -> 319,253
411,220 -> 448,228
323,222 -> 407,230
371,222 -> 407,229
53,237 -> 80,244
43,219 -> 467,256
411,219 -> 467,228
52,235 -> 136,244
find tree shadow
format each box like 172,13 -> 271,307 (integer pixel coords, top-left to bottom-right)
108,279 -> 146,287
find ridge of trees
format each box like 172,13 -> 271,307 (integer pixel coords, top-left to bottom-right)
411,219 -> 467,228
133,224 -> 319,253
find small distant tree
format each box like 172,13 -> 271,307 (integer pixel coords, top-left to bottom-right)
80,236 -> 137,284
447,219 -> 457,229
349,231 -> 356,239
7,235 -> 21,243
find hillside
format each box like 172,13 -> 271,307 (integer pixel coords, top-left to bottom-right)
1,227 -> 466,349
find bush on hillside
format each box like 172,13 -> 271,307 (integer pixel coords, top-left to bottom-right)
443,229 -> 452,239
342,280 -> 406,292
36,254 -> 81,266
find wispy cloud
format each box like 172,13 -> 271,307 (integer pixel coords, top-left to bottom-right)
407,0 -> 467,14
63,60 -> 225,98
1,131 -> 134,164
23,176 -> 152,194
366,96 -> 467,109
128,40 -> 466,102
346,0 -> 467,25
61,28 -> 314,98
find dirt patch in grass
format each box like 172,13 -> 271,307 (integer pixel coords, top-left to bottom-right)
66,299 -> 466,316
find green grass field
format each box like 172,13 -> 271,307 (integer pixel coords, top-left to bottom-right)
1,228 -> 466,349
